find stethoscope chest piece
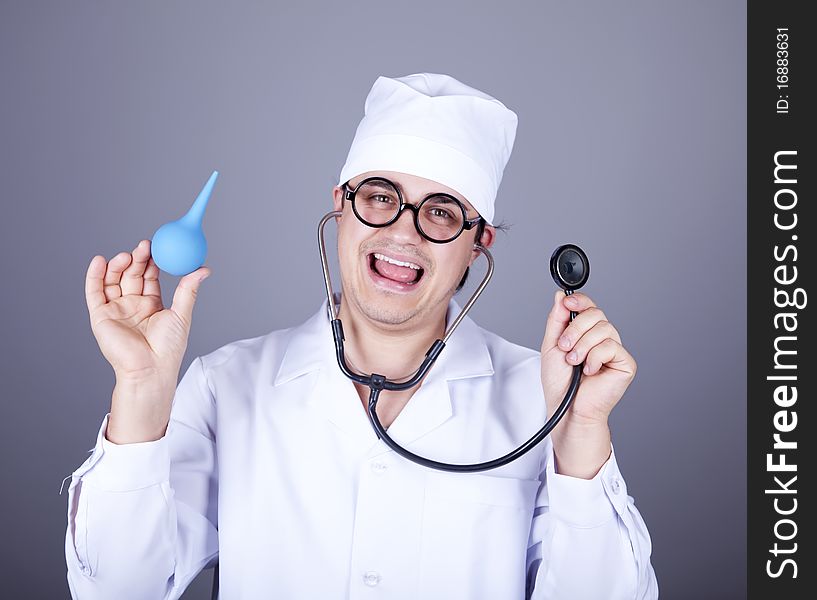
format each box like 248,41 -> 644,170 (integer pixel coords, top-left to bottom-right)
550,244 -> 590,292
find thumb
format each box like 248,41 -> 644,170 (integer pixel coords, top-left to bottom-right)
170,267 -> 211,327
542,289 -> 570,352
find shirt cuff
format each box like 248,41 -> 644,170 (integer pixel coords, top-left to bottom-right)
545,443 -> 626,527
77,413 -> 171,492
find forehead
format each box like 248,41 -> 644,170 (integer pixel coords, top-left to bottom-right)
348,170 -> 478,214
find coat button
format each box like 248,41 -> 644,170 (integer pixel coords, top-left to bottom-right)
610,477 -> 622,495
363,571 -> 382,587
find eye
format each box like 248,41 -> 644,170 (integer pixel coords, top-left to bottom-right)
428,206 -> 454,220
422,196 -> 461,224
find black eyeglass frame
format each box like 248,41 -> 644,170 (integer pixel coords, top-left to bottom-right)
343,176 -> 483,244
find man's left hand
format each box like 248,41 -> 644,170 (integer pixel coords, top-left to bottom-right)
540,290 -> 637,478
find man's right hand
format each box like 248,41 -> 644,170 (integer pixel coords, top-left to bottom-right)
85,239 -> 211,443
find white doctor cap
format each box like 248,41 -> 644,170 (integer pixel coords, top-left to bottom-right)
338,73 -> 518,226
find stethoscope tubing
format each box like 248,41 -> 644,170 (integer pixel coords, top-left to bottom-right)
317,210 -> 582,473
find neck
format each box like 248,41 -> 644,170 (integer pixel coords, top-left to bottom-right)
335,295 -> 448,381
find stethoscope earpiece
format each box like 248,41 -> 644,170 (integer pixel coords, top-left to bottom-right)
550,244 -> 590,292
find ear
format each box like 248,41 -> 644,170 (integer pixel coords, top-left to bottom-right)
478,224 -> 496,249
332,185 -> 346,226
332,185 -> 344,213
468,224 -> 495,266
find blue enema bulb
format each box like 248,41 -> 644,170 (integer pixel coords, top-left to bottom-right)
151,170 -> 218,276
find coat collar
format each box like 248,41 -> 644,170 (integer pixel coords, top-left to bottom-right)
272,295 -> 494,448
273,295 -> 494,387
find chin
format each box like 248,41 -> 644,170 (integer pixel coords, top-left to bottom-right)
345,278 -> 427,327
360,303 -> 420,326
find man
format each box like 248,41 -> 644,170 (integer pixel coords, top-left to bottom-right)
66,73 -> 658,599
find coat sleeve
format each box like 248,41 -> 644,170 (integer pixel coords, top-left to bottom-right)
64,356 -> 219,600
525,441 -> 659,599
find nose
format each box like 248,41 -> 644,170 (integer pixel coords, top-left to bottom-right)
385,205 -> 423,243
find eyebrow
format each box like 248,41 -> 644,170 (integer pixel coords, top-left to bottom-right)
424,195 -> 458,205
358,180 -> 396,191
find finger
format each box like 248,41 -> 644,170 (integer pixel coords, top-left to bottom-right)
142,256 -> 162,299
85,255 -> 109,313
102,252 -> 132,301
542,289 -> 571,351
583,338 -> 635,377
563,320 -> 622,365
169,267 -> 211,327
562,291 -> 596,314
557,306 -> 609,352
121,240 -> 151,296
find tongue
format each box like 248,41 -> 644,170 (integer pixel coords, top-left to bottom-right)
374,257 -> 420,283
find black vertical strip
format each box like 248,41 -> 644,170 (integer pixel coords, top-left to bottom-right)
748,1 -> 814,597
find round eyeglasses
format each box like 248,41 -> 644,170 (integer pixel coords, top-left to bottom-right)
343,177 -> 483,244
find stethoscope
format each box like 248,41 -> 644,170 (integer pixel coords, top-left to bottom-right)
317,211 -> 591,473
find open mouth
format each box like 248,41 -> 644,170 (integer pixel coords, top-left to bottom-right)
367,252 -> 426,289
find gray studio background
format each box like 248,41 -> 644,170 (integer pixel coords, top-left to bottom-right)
0,1 -> 746,598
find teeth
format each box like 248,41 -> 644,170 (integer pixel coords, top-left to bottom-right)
373,253 -> 421,270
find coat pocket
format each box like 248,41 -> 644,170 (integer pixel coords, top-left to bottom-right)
418,472 -> 541,599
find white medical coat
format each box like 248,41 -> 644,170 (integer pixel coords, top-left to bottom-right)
65,299 -> 659,599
